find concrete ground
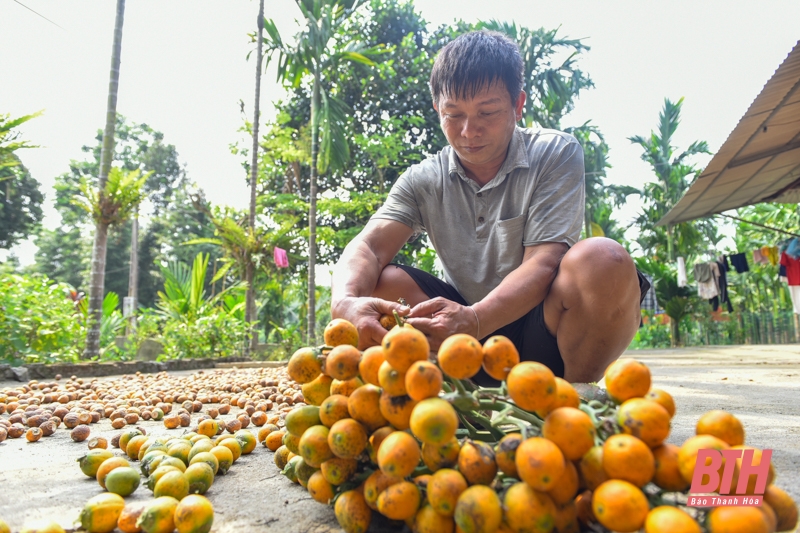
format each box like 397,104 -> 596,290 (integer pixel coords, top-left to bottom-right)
0,345 -> 798,533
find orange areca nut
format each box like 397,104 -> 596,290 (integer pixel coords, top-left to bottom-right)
454,485 -> 502,533
481,335 -> 519,381
422,438 -> 461,472
644,505 -> 701,533
578,445 -> 610,491
378,431 -> 421,478
288,347 -> 323,384
358,346 -> 386,386
592,479 -> 649,533
603,358 -> 651,403
173,494 -> 214,533
494,433 -> 522,477
503,481 -> 558,533
378,393 -> 418,431
507,362 -> 557,412
364,470 -> 402,511
428,468 -> 468,517
542,407 -> 596,461
382,325 -> 429,373
377,481 -> 422,521
602,434 -> 655,487
677,434 -> 729,485
301,374 -> 333,406
413,504 -> 455,533
696,410 -> 745,446
645,388 -> 676,418
307,470 -> 335,505
457,439 -> 498,486
367,426 -> 394,464
320,457 -> 358,486
298,424 -> 333,468
334,489 -> 372,533
378,361 -> 408,396
515,437 -> 565,492
410,397 -> 458,446
285,405 -> 321,437
547,460 -> 580,506
764,485 -> 798,532
328,418 -> 368,459
652,443 -> 689,492
325,345 -> 362,381
537,377 -> 581,417
348,384 -> 389,432
438,334 -> 484,379
324,318 -> 359,348
405,361 -> 444,401
617,398 -> 671,448
319,394 -> 351,428
330,377 -> 363,397
706,506 -> 771,533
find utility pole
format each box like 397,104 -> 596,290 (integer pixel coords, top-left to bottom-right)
125,207 -> 139,336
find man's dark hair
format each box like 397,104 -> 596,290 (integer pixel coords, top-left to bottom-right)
429,30 -> 524,106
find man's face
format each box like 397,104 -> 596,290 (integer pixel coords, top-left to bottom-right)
434,82 -> 525,175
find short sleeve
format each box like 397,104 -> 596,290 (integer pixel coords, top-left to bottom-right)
523,138 -> 585,247
371,168 -> 425,235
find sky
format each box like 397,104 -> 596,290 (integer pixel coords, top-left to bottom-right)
2,0 -> 799,267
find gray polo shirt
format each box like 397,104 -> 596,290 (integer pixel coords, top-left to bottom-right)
372,126 -> 585,305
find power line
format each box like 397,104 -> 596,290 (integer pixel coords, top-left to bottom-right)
11,0 -> 66,31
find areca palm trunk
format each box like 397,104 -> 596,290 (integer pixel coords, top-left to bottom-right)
246,0 -> 265,356
84,0 -> 125,358
307,66 -> 320,343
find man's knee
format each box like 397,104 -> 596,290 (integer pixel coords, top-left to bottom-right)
560,237 -> 636,288
372,265 -> 429,306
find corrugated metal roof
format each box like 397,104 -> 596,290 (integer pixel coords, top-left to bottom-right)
657,41 -> 800,226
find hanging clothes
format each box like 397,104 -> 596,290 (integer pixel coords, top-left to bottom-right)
677,257 -> 688,288
694,262 -> 719,299
785,238 -> 800,260
273,247 -> 290,268
752,248 -> 768,265
761,246 -> 779,266
710,259 -> 733,313
729,252 -> 750,273
779,264 -> 788,284
779,252 -> 800,285
640,273 -> 660,312
788,287 -> 800,314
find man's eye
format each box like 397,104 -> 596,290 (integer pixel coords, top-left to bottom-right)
445,114 -> 463,119
482,111 -> 499,117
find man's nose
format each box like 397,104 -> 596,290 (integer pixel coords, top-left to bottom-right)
460,117 -> 480,138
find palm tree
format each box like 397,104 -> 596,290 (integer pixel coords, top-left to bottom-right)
261,0 -> 377,342
245,0 -> 266,356
629,98 -> 712,261
84,0 -> 126,358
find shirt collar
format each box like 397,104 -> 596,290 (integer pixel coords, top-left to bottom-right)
447,127 -> 530,189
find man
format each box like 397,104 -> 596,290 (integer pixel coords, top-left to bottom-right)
331,30 -> 647,384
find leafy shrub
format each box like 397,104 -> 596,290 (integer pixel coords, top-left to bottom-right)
159,307 -> 247,360
0,273 -> 82,364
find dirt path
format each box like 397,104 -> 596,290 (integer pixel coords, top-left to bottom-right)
1,345 -> 798,532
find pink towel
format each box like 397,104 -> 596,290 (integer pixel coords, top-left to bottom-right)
274,247 -> 289,268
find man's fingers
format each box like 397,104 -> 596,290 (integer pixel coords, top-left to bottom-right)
408,298 -> 446,318
372,298 -> 410,316
404,317 -> 434,333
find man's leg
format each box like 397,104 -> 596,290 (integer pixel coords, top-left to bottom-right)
372,264 -> 432,307
542,237 -> 641,383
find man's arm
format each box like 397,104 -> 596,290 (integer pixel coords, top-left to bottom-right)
331,218 -> 415,349
405,242 -> 566,348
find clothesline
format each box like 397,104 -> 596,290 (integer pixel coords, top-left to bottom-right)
717,213 -> 800,238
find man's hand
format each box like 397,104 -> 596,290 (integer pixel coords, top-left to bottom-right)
332,296 -> 410,350
404,297 -> 479,351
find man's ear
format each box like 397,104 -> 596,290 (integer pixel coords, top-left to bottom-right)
515,91 -> 526,122
432,100 -> 439,114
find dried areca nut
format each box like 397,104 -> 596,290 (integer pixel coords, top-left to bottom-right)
251,411 -> 267,426
0,404 -> 5,415
55,374 -> 62,380
157,402 -> 171,414
8,413 -> 25,425
192,401 -> 203,412
267,415 -> 280,426
57,394 -> 69,404
109,409 -> 126,421
88,437 -> 108,450
226,419 -> 242,434
178,413 -> 191,427
62,413 -> 79,429
292,393 -> 304,404
124,413 -> 140,425
141,411 -> 152,421
237,414 -> 251,429
176,395 -> 189,404
244,405 -> 256,416
71,425 -> 90,442
207,408 -> 219,419
77,412 -> 92,425
90,411 -> 101,423
111,418 -> 126,430
39,420 -> 56,437
236,398 -> 247,409
218,404 -> 231,415
26,427 -> 42,442
163,415 -> 180,429
104,407 -> 114,418
181,401 -> 193,412
111,434 -> 122,448
0,428 -> 7,443
53,407 -> 69,420
50,416 -> 61,428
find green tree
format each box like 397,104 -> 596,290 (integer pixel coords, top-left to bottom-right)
0,111 -> 41,169
0,156 -> 44,249
630,98 -> 716,261
262,0 -> 378,341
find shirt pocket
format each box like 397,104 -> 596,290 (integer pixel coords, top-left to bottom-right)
496,215 -> 526,243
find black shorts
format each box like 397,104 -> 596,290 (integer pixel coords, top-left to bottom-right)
391,263 -> 650,386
